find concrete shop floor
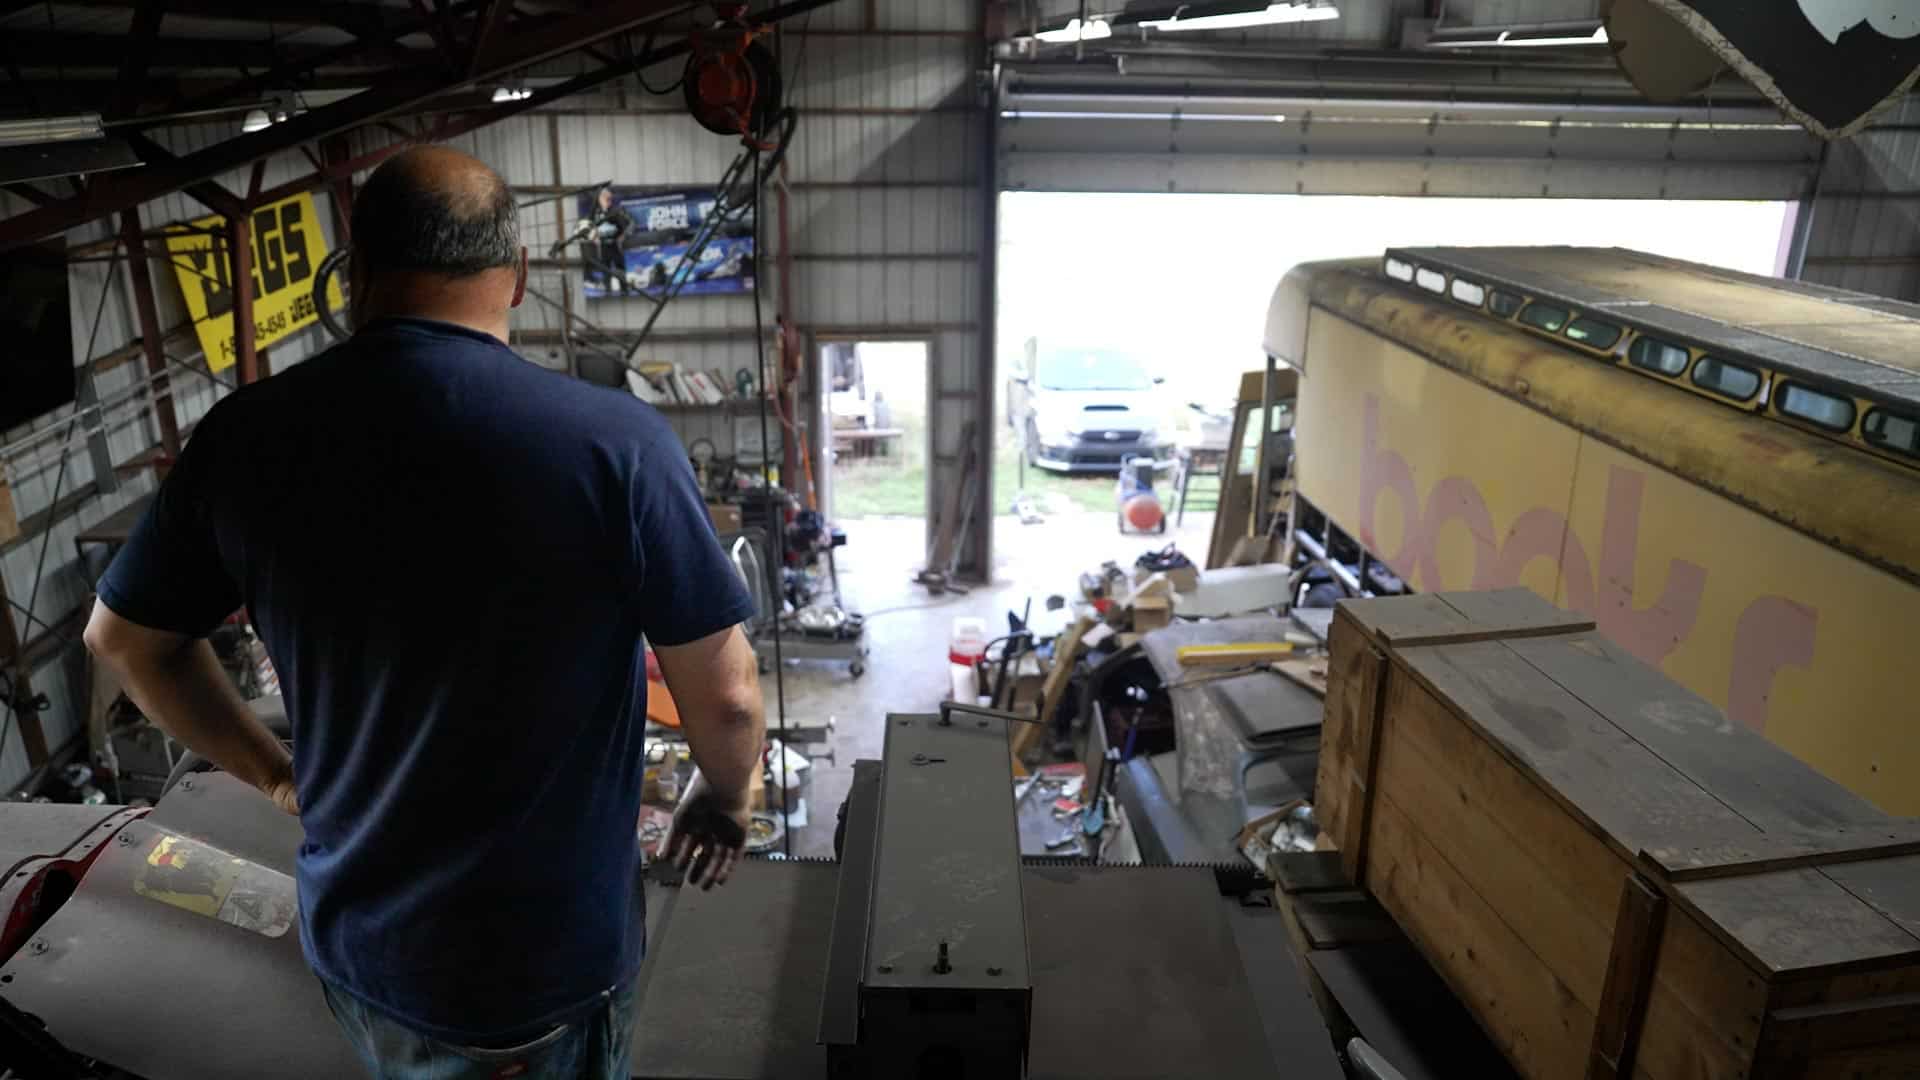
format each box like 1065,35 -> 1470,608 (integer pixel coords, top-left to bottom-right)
758,509 -> 1215,859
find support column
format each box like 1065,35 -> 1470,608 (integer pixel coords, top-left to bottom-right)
228,212 -> 259,385
119,206 -> 182,458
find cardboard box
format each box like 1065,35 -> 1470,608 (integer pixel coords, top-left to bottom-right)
707,502 -> 742,533
1319,589 -> 1920,1080
1132,595 -> 1171,632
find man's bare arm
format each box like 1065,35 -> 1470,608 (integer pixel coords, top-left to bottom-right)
83,599 -> 298,814
653,623 -> 763,887
654,623 -> 764,805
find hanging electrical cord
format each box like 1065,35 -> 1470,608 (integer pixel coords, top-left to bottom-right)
746,145 -> 793,857
631,26 -> 687,96
1,234 -> 126,777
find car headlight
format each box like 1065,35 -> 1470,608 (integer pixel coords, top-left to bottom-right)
1138,427 -> 1159,445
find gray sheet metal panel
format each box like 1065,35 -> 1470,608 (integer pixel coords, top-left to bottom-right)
630,860 -> 838,1080
146,770 -> 303,877
634,862 -> 1323,1079
1022,864 -> 1326,1080
1221,898 -> 1345,1079
0,804 -> 126,874
0,813 -> 362,1080
865,713 -> 1029,990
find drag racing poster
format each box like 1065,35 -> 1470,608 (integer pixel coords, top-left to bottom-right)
564,186 -> 755,300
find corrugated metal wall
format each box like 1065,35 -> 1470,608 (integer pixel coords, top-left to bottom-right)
0,1 -> 989,791
1798,96 -> 1920,301
0,122 -> 341,789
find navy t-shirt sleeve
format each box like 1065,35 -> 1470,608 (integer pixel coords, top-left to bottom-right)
96,410 -> 242,636
632,435 -> 757,646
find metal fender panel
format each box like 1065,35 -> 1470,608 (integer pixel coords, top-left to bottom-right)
0,774 -> 362,1079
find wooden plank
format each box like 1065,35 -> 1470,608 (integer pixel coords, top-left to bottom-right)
1316,608 -> 1375,883
1341,645 -> 1391,888
1035,615 -> 1094,732
1634,908 -> 1768,1080
0,477 -> 18,545
1504,632 -> 1881,834
1643,826 -> 1920,883
1337,588 -> 1593,649
1271,851 -> 1350,895
1375,671 -> 1621,1011
1366,790 -> 1595,1080
1587,875 -> 1667,1080
1764,992 -> 1920,1059
1823,856 -> 1920,946
1391,639 -> 1760,862
1294,892 -> 1401,949
1672,870 -> 1920,978
1272,657 -> 1329,698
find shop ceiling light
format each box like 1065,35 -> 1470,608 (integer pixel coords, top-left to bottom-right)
240,108 -> 273,133
0,114 -> 104,147
1035,17 -> 1112,43
1141,3 -> 1339,32
1425,21 -> 1609,48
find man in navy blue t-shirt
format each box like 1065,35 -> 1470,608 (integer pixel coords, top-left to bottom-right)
84,146 -> 763,1079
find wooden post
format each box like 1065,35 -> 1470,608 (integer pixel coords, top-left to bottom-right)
1588,874 -> 1668,1079
227,211 -> 259,385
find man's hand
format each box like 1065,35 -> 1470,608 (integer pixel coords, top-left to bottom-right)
661,768 -> 750,890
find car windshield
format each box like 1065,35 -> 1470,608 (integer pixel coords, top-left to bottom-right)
1035,349 -> 1153,391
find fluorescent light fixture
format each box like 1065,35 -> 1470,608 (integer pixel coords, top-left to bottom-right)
1426,22 -> 1609,48
1034,17 -> 1112,43
490,86 -> 535,102
240,108 -> 273,133
1142,3 -> 1338,32
0,114 -> 104,147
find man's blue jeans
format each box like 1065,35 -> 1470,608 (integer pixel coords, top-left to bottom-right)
321,978 -> 640,1080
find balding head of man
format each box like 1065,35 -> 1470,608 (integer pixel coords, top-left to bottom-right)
348,146 -> 526,341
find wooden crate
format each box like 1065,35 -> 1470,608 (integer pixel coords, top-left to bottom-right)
1317,588 -> 1920,1080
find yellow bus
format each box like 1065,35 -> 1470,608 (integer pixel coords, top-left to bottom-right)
1266,247 -> 1920,812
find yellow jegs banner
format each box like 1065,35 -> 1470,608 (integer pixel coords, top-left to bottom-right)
164,192 -> 342,372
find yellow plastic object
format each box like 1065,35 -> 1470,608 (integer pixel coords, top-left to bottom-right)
1175,642 -> 1295,667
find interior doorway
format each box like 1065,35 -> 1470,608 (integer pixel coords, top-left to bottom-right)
815,339 -> 932,525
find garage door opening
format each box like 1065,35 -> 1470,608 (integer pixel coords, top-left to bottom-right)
992,192 -> 1793,579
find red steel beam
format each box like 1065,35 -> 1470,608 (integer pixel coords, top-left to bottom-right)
120,206 -> 184,458
0,0 -> 697,250
228,213 -> 259,384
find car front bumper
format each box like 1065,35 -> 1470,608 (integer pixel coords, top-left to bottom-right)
1033,438 -> 1174,473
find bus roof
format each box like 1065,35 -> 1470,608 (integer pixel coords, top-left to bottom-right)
1387,246 -> 1920,410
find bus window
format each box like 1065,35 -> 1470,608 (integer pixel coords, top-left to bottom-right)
1517,301 -> 1569,333
1564,316 -> 1622,351
1488,290 -> 1524,318
1692,356 -> 1762,401
1865,408 -> 1920,458
1777,383 -> 1857,432
1628,336 -> 1690,376
1414,267 -> 1447,294
1450,279 -> 1486,306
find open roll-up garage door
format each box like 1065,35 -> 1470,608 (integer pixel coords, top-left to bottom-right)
998,64 -> 1823,200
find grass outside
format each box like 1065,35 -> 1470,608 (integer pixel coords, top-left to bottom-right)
830,417 -> 1119,518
